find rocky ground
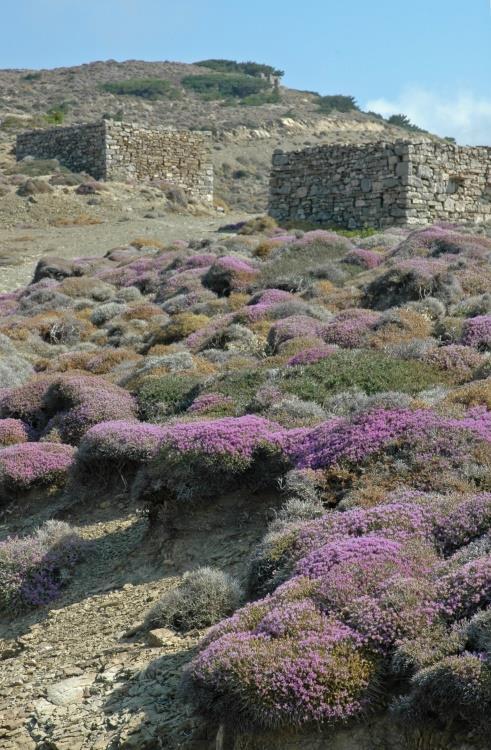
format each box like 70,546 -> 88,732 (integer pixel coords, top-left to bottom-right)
0,484 -> 273,749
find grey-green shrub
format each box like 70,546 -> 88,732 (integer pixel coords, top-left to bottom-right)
145,567 -> 242,632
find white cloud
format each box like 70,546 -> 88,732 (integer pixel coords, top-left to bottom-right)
365,87 -> 491,146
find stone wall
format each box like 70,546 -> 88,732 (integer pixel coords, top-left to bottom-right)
104,120 -> 213,202
269,140 -> 491,228
16,120 -> 213,202
16,121 -> 107,180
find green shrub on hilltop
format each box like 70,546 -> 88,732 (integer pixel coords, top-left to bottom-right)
195,59 -> 284,79
22,71 -> 42,82
317,95 -> 359,114
100,78 -> 181,100
387,113 -> 426,133
182,73 -> 270,101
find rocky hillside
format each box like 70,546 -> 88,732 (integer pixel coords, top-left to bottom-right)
0,217 -> 490,749
0,59 -> 435,210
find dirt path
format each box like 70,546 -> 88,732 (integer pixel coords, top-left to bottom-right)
0,210 -> 247,293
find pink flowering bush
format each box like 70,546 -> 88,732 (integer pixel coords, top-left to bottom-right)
0,442 -> 75,497
284,407 -> 491,470
268,315 -> 327,351
202,256 -> 258,296
133,415 -> 289,507
0,520 -> 83,611
287,345 -> 338,367
187,393 -> 236,416
185,478 -> 491,733
184,614 -> 376,729
74,420 -> 167,487
344,248 -> 384,269
0,374 -> 137,444
392,226 -> 491,260
461,315 -> 491,351
0,418 -> 30,446
425,344 -> 485,382
323,309 -> 380,348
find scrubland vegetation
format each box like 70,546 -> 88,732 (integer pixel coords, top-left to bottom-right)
0,217 -> 490,743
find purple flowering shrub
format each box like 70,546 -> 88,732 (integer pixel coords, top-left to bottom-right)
0,374 -> 137,444
0,418 -> 30,446
133,416 -> 290,508
0,442 -> 75,497
392,226 -> 491,260
73,420 -> 167,487
185,481 -> 491,732
323,309 -> 380,348
344,248 -> 384,269
425,344 -> 485,382
202,256 -> 258,296
186,392 -> 236,416
267,315 -> 327,352
0,520 -> 83,612
461,315 -> 491,351
287,345 -> 338,367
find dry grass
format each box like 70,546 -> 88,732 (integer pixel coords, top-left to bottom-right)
51,213 -> 103,227
130,237 -> 166,250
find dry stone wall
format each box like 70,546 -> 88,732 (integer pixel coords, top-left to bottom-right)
16,121 -> 107,180
16,120 -> 213,202
104,120 -> 213,201
269,140 -> 491,228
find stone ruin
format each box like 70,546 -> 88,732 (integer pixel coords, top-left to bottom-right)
269,140 -> 491,228
16,119 -> 213,203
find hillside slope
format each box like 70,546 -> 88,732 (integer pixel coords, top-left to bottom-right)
0,59 -> 436,210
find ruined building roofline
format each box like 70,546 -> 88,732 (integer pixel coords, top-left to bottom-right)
17,118 -> 212,139
273,139 -> 491,158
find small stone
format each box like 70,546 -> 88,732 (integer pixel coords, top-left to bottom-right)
46,674 -> 96,706
147,628 -> 182,647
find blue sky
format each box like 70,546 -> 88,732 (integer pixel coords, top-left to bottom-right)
3,0 -> 491,144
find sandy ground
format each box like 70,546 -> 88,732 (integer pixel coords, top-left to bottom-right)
0,210 -> 248,293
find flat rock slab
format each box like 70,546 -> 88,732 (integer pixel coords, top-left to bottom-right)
147,627 -> 183,647
46,673 -> 96,706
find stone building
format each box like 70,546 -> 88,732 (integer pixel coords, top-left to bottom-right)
269,140 -> 491,228
16,120 -> 213,202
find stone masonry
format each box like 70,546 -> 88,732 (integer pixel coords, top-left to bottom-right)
269,140 -> 491,228
16,120 -> 213,202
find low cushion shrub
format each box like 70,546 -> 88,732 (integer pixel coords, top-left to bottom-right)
145,567 -> 242,632
0,520 -> 83,611
0,442 -> 75,497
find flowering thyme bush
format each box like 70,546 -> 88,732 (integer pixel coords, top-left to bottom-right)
134,415 -> 289,506
0,442 -> 75,497
287,345 -> 338,367
323,309 -> 380,348
344,247 -> 383,269
267,315 -> 327,352
461,314 -> 491,351
0,520 -> 83,611
202,256 -> 258,296
0,418 -> 30,446
0,374 -> 137,444
74,420 -> 167,487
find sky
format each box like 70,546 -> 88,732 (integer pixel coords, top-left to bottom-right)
2,0 -> 491,144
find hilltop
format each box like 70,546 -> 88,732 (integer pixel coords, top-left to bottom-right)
0,59 -> 436,211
